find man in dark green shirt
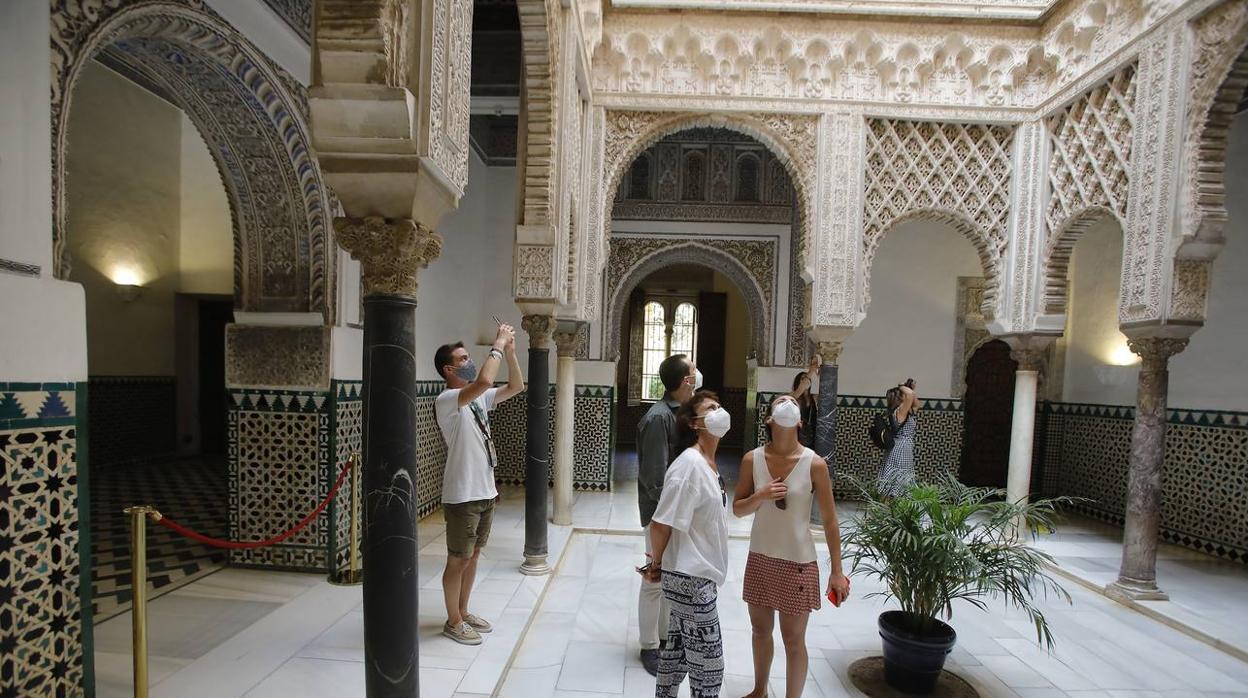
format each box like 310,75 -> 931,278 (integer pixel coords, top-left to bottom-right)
637,353 -> 699,675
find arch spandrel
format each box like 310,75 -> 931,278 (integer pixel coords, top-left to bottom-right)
50,0 -> 332,317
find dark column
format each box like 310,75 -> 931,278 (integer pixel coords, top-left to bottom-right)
1108,336 -> 1187,601
337,217 -> 442,698
521,315 -> 554,575
813,341 -> 842,525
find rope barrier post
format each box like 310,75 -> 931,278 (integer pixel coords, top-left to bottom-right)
329,454 -> 363,586
124,505 -> 157,698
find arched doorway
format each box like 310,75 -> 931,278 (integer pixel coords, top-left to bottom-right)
960,339 -> 1017,488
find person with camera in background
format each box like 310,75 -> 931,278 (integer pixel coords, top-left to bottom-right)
877,378 -> 920,497
433,323 -> 525,645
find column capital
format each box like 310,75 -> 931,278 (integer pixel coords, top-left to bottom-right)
522,314 -> 556,349
554,327 -> 580,358
1128,337 -> 1189,368
815,341 -> 843,365
336,217 -> 442,298
1010,348 -> 1046,373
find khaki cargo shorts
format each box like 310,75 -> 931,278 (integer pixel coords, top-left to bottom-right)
443,498 -> 495,558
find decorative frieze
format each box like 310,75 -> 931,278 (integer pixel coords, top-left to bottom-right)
226,325 -> 332,390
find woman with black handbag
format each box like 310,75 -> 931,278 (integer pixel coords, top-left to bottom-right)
877,379 -> 919,497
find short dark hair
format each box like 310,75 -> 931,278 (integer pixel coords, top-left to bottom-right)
435,342 -> 464,378
676,389 -> 720,448
659,354 -> 691,395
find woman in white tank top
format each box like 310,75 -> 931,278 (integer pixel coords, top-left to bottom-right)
732,394 -> 851,698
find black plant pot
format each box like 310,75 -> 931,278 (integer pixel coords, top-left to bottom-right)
878,610 -> 957,694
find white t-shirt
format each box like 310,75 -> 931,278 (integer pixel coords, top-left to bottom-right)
436,387 -> 500,504
651,447 -> 730,586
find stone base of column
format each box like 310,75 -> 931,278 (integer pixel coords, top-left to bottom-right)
1106,577 -> 1169,601
519,555 -> 551,576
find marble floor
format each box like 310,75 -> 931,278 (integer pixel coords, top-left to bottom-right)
92,484 -> 1248,697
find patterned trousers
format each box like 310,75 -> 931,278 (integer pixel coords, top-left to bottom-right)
656,571 -> 724,698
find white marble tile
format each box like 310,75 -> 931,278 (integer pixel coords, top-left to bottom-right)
456,657 -> 508,694
979,654 -> 1055,689
94,651 -> 190,698
499,666 -> 563,698
556,641 -> 627,694
243,657 -> 365,698
296,611 -> 363,662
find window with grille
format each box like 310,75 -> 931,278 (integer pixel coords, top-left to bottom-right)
637,296 -> 699,402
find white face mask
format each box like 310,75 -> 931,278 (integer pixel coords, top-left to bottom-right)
771,400 -> 802,429
701,407 -> 731,438
694,369 -> 704,391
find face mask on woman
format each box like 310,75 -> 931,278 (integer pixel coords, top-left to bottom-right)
771,400 -> 802,429
701,407 -> 731,438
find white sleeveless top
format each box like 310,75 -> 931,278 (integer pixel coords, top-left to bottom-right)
747,446 -> 818,563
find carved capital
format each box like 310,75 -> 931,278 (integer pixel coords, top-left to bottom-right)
816,341 -> 843,365
1010,348 -> 1046,373
554,328 -> 580,358
522,315 -> 556,349
336,217 -> 442,298
1128,337 -> 1189,370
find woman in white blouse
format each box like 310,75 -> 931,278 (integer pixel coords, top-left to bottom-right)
645,390 -> 732,698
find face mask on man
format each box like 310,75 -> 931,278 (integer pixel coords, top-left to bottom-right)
771,400 -> 802,429
701,407 -> 731,438
694,369 -> 704,391
455,359 -> 478,382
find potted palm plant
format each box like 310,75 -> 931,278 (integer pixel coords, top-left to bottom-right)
843,476 -> 1073,694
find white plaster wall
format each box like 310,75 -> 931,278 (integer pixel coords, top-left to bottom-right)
415,155 -> 548,381
1060,218 -> 1135,405
0,0 -> 53,271
204,0 -> 311,85
178,114 -> 233,295
66,63 -> 183,377
839,220 -> 984,397
1170,111 -> 1248,411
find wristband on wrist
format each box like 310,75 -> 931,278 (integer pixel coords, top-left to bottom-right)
489,348 -> 503,360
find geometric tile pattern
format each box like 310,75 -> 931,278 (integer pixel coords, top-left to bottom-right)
0,382 -> 83,698
87,376 -> 176,468
1040,401 -> 1248,564
330,382 -> 362,577
491,386 -> 616,492
89,458 -> 227,622
415,382 -> 450,520
227,389 -> 331,571
755,392 -> 964,499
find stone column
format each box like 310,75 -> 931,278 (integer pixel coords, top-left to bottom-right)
521,315 -> 555,574
814,341 -> 843,473
337,217 -> 441,698
1006,348 -> 1044,536
552,326 -> 579,526
812,342 -> 842,526
1107,337 -> 1188,601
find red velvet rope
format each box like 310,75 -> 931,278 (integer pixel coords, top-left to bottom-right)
154,458 -> 355,550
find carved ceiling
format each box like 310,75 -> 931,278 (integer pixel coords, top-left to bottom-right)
608,0 -> 1060,22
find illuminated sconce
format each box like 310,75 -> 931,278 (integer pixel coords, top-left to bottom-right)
1095,338 -> 1139,386
110,266 -> 144,302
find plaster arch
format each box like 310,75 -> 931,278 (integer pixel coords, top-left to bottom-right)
862,208 -> 1004,319
601,110 -> 817,275
1040,204 -> 1121,316
51,0 -> 332,316
606,242 -> 771,365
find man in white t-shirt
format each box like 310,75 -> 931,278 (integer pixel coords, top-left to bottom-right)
433,323 -> 525,645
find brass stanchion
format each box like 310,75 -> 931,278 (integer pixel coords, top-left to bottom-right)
124,505 -> 158,698
330,453 -> 363,585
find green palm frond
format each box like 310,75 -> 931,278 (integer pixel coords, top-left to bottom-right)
842,474 -> 1081,649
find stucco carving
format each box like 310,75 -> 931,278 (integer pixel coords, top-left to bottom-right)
523,314 -> 557,349
335,217 -> 442,298
862,119 -> 1013,320
50,0 -> 332,316
602,110 -> 816,276
1182,1 -> 1248,249
604,239 -> 774,364
226,325 -> 331,389
1168,258 -> 1212,323
592,0 -> 1155,113
515,245 -> 557,298
516,0 -> 562,230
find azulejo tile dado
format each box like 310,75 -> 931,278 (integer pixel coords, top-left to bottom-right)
0,382 -> 84,698
0,382 -> 76,430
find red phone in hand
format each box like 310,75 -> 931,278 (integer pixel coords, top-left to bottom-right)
827,578 -> 850,607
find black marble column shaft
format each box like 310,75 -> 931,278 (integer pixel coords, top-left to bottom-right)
524,345 -> 551,569
361,295 -> 419,697
815,361 -> 840,475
